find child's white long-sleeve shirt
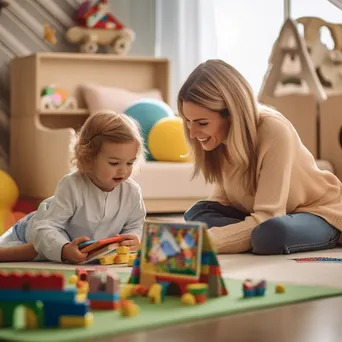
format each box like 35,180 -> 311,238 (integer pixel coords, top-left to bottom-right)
28,171 -> 146,262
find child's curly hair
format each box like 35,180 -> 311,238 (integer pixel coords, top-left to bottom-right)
70,111 -> 146,175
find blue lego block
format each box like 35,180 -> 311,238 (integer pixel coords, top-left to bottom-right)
43,300 -> 89,327
157,281 -> 169,301
255,288 -> 266,296
0,288 -> 76,302
243,289 -> 255,298
201,251 -> 212,265
88,291 -> 120,301
133,257 -> 140,267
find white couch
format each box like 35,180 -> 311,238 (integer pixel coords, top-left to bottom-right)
132,161 -> 214,213
132,159 -> 334,214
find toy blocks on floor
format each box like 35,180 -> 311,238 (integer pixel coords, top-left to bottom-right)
75,268 -> 121,310
120,299 -> 139,317
0,271 -> 93,329
242,279 -> 267,298
99,246 -> 137,266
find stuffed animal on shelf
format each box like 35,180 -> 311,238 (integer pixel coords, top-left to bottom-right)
65,0 -> 135,55
40,85 -> 77,111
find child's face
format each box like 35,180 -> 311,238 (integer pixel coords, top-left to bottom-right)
182,101 -> 229,151
90,141 -> 138,192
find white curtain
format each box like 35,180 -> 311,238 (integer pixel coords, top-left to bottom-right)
155,0 -> 219,109
155,0 -> 342,106
214,0 -> 342,93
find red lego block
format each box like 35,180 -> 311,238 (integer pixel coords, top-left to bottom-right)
156,275 -> 198,285
90,301 -> 120,310
44,274 -> 64,290
209,265 -> 221,275
76,268 -> 89,282
199,274 -> 209,283
0,273 -> 22,289
221,287 -> 228,296
0,272 -> 64,290
20,272 -> 36,290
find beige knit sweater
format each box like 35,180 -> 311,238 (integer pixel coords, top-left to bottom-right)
207,113 -> 342,253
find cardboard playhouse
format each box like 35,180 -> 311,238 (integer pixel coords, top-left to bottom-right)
259,17 -> 342,180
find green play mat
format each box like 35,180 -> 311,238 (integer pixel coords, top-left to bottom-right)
0,268 -> 341,342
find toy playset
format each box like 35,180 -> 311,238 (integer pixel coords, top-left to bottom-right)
65,0 -> 135,54
126,220 -> 228,301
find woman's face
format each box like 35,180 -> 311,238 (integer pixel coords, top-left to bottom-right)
182,101 -> 229,151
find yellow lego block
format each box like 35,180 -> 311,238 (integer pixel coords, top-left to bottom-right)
120,299 -> 139,317
99,253 -> 117,265
201,265 -> 209,274
148,283 -> 162,304
117,246 -> 130,254
127,253 -> 137,266
59,312 -> 93,328
120,284 -> 136,299
114,253 -> 129,264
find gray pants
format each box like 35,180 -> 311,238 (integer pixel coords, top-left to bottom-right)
184,201 -> 340,255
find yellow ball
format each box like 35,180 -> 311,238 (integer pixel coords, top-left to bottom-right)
275,283 -> 286,294
148,117 -> 192,162
0,170 -> 19,209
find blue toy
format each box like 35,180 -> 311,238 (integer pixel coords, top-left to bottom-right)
124,99 -> 175,160
242,279 -> 267,298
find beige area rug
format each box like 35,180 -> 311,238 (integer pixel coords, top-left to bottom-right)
220,248 -> 342,289
1,248 -> 342,289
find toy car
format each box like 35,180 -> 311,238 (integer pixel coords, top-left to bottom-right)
65,0 -> 135,55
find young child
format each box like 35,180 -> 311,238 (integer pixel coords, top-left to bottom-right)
0,111 -> 146,264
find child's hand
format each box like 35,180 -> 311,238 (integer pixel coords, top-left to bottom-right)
62,236 -> 90,264
118,234 -> 140,252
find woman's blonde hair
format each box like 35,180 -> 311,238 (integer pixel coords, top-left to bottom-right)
70,111 -> 146,175
178,59 -> 269,195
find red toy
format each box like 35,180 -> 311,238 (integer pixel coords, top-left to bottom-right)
65,0 -> 135,55
76,0 -> 124,30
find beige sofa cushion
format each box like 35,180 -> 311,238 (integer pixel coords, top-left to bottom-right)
80,83 -> 163,114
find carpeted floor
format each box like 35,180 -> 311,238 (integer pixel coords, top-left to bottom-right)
2,248 -> 342,289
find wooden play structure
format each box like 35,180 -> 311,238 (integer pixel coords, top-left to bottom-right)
259,17 -> 342,179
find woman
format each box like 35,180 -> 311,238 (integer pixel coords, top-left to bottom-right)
178,59 -> 342,255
